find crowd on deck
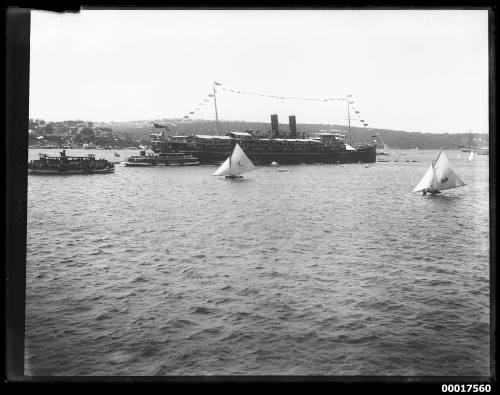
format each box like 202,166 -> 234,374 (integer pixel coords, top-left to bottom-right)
151,128 -> 376,154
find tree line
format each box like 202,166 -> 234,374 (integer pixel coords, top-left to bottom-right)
96,119 -> 489,150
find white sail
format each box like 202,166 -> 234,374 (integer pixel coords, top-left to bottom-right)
468,151 -> 474,162
213,157 -> 231,176
213,143 -> 256,177
433,150 -> 465,191
413,150 -> 465,193
413,164 -> 436,192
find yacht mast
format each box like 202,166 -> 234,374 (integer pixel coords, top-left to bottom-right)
346,95 -> 352,145
213,82 -> 221,137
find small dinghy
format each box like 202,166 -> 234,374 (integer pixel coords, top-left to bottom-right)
213,143 -> 256,179
413,149 -> 465,195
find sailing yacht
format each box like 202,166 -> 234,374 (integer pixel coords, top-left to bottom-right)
468,151 -> 474,163
213,143 -> 256,179
413,150 -> 465,195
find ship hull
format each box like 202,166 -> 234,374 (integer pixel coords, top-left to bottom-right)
459,146 -> 489,155
28,168 -> 115,175
183,149 -> 376,165
123,160 -> 200,167
123,162 -> 154,167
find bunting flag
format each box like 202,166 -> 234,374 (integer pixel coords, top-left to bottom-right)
180,84 -> 372,130
220,87 -> 345,102
183,88 -> 215,120
347,95 -> 370,129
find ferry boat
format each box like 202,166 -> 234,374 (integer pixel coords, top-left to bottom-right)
28,151 -> 115,174
123,150 -> 199,167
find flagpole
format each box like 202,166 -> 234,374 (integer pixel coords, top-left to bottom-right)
346,95 -> 352,146
213,82 -> 220,137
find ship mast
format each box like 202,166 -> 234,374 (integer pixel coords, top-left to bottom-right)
346,94 -> 352,145
213,81 -> 221,137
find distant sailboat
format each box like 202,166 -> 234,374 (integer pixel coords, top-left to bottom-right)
213,143 -> 256,179
468,151 -> 474,163
376,140 -> 390,157
413,150 -> 465,195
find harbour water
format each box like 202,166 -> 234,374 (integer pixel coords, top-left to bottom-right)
25,149 -> 490,376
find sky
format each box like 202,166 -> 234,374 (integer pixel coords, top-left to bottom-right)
29,9 -> 489,133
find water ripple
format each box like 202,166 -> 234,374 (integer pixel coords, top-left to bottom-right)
25,149 -> 490,376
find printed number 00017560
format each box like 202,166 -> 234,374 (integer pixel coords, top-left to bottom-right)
442,385 -> 491,392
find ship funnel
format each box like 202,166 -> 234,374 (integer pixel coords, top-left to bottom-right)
271,114 -> 279,138
289,115 -> 297,138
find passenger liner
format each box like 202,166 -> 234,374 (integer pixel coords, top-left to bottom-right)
150,114 -> 376,165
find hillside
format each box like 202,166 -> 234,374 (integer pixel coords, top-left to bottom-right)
95,119 -> 489,150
